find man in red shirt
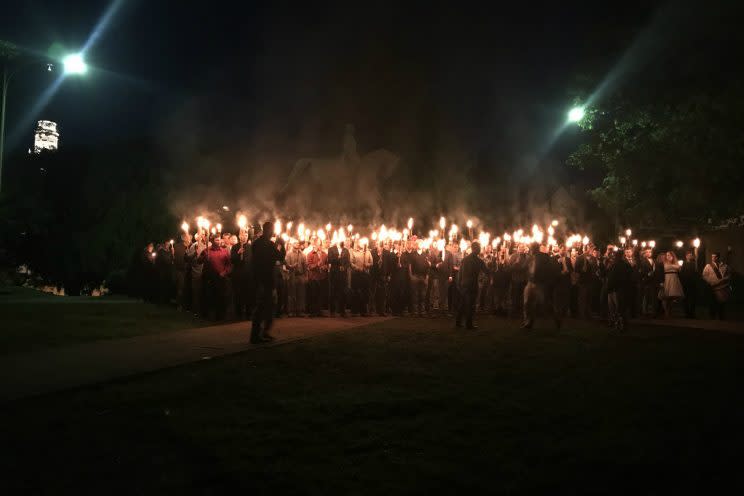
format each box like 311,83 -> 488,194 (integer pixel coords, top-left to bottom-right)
306,240 -> 328,317
200,236 -> 232,320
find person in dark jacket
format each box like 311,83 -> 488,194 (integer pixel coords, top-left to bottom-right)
173,232 -> 192,311
522,243 -> 561,329
679,250 -> 698,318
155,241 -> 174,304
231,230 -> 254,321
455,241 -> 489,329
327,241 -> 350,317
508,246 -> 529,318
607,250 -> 633,331
251,222 -> 283,343
141,242 -> 157,303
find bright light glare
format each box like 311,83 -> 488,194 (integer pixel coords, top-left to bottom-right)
567,106 -> 585,123
63,53 -> 87,75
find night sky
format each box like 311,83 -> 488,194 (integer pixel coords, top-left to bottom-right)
4,1 -> 669,153
6,0 -> 741,206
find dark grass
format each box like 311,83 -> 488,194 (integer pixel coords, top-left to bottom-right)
0,286 -> 208,354
3,316 -> 744,494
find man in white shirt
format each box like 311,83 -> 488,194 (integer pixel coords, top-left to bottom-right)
702,252 -> 731,320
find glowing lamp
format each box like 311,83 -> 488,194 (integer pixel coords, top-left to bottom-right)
568,106 -> 585,123
63,53 -> 87,75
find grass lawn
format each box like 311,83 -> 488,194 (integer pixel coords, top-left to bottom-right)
0,286 -> 208,355
3,316 -> 744,494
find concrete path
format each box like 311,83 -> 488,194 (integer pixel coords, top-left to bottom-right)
630,317 -> 743,334
0,316 -> 391,402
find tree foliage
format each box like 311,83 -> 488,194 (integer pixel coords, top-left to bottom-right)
568,88 -> 744,228
0,144 -> 175,294
567,4 -> 744,228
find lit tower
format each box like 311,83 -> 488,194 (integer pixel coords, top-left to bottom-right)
32,120 -> 59,154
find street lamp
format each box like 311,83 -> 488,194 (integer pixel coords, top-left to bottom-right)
0,50 -> 86,193
567,106 -> 585,123
62,53 -> 87,75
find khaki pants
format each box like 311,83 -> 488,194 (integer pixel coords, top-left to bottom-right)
287,273 -> 307,316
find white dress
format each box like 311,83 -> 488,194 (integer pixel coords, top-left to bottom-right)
663,263 -> 684,299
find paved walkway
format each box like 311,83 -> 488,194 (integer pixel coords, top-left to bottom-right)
0,316 -> 391,402
630,317 -> 744,334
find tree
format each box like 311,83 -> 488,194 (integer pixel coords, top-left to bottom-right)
0,143 -> 176,294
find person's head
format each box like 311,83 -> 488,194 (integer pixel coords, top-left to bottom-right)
293,240 -> 301,251
712,252 -> 720,264
614,250 -> 625,263
685,250 -> 694,262
665,251 -> 677,264
181,232 -> 192,244
530,242 -> 540,254
624,248 -> 634,259
146,242 -> 154,252
261,221 -> 272,238
470,241 -> 481,256
558,245 -> 566,256
644,248 -> 653,259
239,231 -> 248,244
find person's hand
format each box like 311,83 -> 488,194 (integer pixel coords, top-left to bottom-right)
448,277 -> 453,282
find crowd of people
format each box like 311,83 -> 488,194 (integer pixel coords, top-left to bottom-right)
136,219 -> 734,339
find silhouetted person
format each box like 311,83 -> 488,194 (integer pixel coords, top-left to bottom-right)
231,230 -> 254,320
607,250 -> 633,331
456,241 -> 488,329
328,241 -> 350,317
174,232 -> 192,311
251,222 -> 283,343
521,243 -> 561,330
679,250 -> 698,318
141,242 -> 157,303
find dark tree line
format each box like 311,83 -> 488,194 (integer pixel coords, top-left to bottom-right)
0,143 -> 175,294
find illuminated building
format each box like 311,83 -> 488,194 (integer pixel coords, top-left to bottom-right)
32,120 -> 59,154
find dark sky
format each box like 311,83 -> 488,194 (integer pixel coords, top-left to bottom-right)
3,0 -> 667,155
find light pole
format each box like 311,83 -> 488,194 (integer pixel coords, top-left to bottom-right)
0,51 -> 87,193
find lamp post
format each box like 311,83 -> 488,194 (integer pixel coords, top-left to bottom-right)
0,49 -> 87,193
